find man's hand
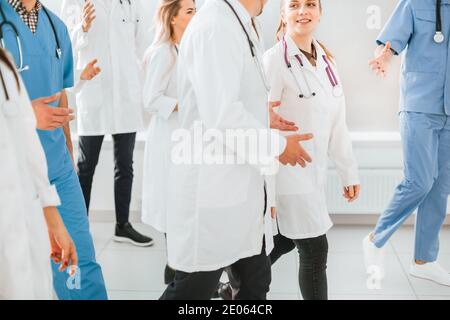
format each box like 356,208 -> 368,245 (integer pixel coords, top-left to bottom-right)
269,101 -> 298,132
32,94 -> 75,130
80,59 -> 101,81
278,133 -> 314,167
369,41 -> 393,77
82,1 -> 96,33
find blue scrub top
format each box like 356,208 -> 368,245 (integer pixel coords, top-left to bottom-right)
1,1 -> 74,180
377,0 -> 450,115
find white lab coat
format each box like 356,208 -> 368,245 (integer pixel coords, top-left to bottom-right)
141,42 -> 179,233
61,0 -> 150,136
166,0 -> 285,273
0,63 -> 60,299
263,35 -> 360,240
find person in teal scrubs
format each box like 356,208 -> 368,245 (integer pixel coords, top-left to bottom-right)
0,0 -> 107,299
364,0 -> 450,286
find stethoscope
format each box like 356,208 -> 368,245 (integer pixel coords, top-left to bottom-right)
283,37 -> 343,99
222,0 -> 269,93
0,2 -> 62,73
435,0 -> 445,43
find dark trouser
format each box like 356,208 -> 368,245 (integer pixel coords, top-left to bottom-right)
77,133 -> 136,225
160,248 -> 271,300
270,234 -> 328,300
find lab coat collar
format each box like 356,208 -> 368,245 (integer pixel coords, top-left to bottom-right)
284,34 -> 325,60
222,0 -> 252,26
284,35 -> 327,71
284,34 -> 303,58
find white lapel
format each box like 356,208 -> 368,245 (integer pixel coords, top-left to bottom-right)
309,39 -> 333,92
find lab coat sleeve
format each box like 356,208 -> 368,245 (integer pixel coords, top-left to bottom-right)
263,48 -> 284,103
185,26 -> 286,166
142,46 -> 178,120
19,79 -> 61,208
61,0 -> 89,52
328,96 -> 360,187
68,79 -> 87,95
376,0 -> 414,55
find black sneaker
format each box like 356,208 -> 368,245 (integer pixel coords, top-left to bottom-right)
114,222 -> 154,247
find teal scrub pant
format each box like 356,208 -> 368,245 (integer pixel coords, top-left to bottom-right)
374,112 -> 450,262
51,168 -> 108,300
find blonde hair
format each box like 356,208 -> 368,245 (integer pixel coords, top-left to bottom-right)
152,0 -> 185,47
276,0 -> 334,61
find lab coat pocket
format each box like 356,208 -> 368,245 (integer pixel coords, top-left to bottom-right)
77,80 -> 103,110
118,22 -> 136,49
276,149 -> 316,195
197,164 -> 250,209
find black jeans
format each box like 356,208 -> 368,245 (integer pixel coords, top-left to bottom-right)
77,133 -> 136,225
160,248 -> 271,300
270,234 -> 328,300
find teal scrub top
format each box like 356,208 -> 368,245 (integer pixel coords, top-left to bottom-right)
377,0 -> 450,115
0,1 -> 74,180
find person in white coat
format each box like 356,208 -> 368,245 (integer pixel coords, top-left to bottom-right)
60,0 -> 153,246
263,0 -> 360,300
141,0 -> 196,285
161,0 -> 314,300
0,49 -> 77,300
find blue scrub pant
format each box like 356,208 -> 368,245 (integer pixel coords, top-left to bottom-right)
374,112 -> 450,262
51,168 -> 108,300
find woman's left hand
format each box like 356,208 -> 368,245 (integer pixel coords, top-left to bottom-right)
343,185 -> 360,203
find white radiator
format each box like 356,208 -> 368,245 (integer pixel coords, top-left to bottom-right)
327,169 -> 450,215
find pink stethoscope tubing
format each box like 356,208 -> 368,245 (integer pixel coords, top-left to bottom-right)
283,37 -> 343,99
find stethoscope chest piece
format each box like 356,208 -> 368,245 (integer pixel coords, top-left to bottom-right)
2,100 -> 18,117
434,31 -> 445,44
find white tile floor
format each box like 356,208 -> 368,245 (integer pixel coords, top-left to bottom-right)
90,222 -> 450,300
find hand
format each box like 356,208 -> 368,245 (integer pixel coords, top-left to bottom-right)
80,59 -> 101,81
44,207 -> 78,275
32,94 -> 75,130
278,133 -> 314,167
271,207 -> 276,219
369,41 -> 393,77
269,101 -> 298,132
82,1 -> 96,33
343,184 -> 360,203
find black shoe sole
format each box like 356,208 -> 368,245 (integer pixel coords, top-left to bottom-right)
113,236 -> 154,247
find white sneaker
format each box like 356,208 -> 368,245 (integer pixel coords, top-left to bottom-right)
409,262 -> 450,286
362,233 -> 385,279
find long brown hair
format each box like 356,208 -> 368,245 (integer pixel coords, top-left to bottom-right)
0,48 -> 20,91
276,0 -> 334,61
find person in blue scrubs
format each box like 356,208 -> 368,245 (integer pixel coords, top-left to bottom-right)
0,0 -> 107,299
363,0 -> 450,286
